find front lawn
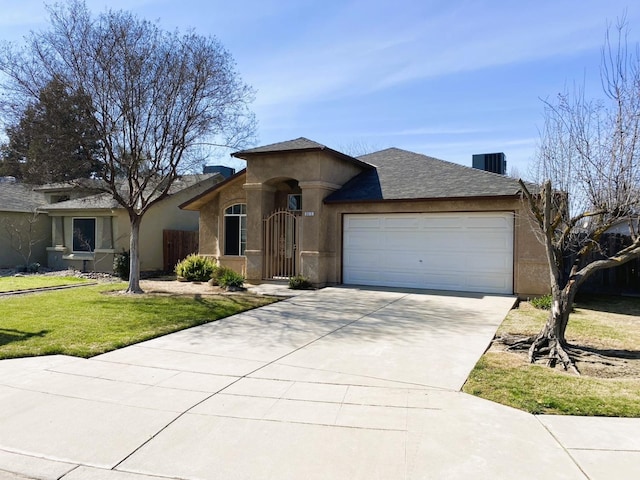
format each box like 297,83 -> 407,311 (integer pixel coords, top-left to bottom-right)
463,295 -> 640,417
0,275 -> 89,293
0,283 -> 277,359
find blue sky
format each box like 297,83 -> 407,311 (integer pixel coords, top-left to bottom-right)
2,1 -> 640,176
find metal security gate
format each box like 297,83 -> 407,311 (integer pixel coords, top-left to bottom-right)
263,209 -> 299,279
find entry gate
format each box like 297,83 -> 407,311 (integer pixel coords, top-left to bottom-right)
263,209 -> 299,279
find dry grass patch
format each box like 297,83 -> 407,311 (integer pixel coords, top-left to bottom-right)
464,294 -> 640,417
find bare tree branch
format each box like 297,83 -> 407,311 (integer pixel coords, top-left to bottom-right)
0,1 -> 256,292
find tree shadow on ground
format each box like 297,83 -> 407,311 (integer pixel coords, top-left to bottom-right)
574,344 -> 640,360
0,328 -> 48,347
574,294 -> 640,316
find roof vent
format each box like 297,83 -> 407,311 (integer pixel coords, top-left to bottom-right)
472,153 -> 506,175
203,165 -> 235,178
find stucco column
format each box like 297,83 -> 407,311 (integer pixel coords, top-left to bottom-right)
243,182 -> 275,282
298,181 -> 341,286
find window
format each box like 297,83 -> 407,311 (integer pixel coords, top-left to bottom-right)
288,194 -> 302,211
224,204 -> 246,255
73,218 -> 96,252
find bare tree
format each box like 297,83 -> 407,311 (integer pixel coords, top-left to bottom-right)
0,1 -> 256,293
518,19 -> 640,373
1,211 -> 46,269
338,139 -> 381,157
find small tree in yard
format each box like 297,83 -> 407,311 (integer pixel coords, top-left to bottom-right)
1,211 -> 46,269
0,1 -> 256,293
518,19 -> 640,373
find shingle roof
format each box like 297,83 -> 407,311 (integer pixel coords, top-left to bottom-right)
41,192 -> 121,211
234,137 -> 327,154
233,137 -> 373,170
41,174 -> 217,212
0,182 -> 47,212
325,148 -> 526,203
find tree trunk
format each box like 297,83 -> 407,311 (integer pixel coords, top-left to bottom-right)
529,281 -> 580,373
126,215 -> 144,294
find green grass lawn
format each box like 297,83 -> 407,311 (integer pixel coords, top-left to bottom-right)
0,283 -> 277,359
463,295 -> 640,417
0,275 -> 89,292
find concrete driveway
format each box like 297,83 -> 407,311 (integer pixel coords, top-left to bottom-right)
0,286 -> 637,479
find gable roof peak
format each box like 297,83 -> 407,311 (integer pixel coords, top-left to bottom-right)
233,137 -> 374,170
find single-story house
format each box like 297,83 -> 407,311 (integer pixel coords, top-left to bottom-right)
180,138 -> 549,296
37,174 -> 225,273
0,180 -> 51,268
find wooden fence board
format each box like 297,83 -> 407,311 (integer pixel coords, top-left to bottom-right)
163,230 -> 198,272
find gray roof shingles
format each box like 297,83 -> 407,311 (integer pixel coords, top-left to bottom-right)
325,148 -> 526,202
233,137 -> 374,170
234,137 -> 328,154
0,183 -> 47,213
41,174 -> 216,211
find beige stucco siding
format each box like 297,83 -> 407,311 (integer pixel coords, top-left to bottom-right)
139,189 -> 202,271
245,151 -> 362,187
187,148 -> 549,297
325,198 -> 548,296
194,175 -> 247,274
45,178 -> 220,273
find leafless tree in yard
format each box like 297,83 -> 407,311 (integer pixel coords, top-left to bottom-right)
0,1 -> 256,293
517,18 -> 640,373
1,211 -> 47,268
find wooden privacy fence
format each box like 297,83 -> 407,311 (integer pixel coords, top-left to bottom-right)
571,234 -> 640,294
163,229 -> 198,272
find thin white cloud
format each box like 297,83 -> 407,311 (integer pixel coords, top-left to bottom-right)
248,1 -> 640,108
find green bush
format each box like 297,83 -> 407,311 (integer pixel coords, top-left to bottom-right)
288,275 -> 313,290
217,269 -> 245,289
113,251 -> 130,280
530,294 -> 553,310
175,254 -> 216,282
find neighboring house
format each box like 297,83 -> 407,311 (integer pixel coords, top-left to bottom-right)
0,180 -> 51,268
38,174 -> 224,273
180,138 -> 549,296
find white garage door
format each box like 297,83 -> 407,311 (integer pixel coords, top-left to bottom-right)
343,212 -> 514,294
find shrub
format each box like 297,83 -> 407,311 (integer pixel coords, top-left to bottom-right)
113,251 -> 130,280
217,269 -> 245,290
175,254 -> 216,282
209,265 -> 232,286
288,275 -> 313,290
530,294 -> 553,310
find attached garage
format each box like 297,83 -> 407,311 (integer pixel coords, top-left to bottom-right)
183,138 -> 548,297
343,212 -> 514,294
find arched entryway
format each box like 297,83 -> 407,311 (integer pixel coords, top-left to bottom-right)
262,178 -> 302,279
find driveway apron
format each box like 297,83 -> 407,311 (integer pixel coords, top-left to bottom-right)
0,287 -> 630,479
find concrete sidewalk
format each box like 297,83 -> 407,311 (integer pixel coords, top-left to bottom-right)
0,287 -> 638,479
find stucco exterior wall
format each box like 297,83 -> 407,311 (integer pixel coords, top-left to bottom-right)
190,151 -> 550,297
194,175 -> 247,274
46,210 -> 123,273
0,212 -> 51,268
324,197 -> 549,296
45,179 -> 219,273
138,189 -> 202,271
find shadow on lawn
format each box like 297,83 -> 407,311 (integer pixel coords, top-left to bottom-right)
576,344 -> 640,360
575,294 -> 640,316
0,328 -> 48,346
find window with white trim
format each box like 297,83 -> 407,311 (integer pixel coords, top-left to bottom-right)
72,218 -> 96,252
224,204 -> 246,255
